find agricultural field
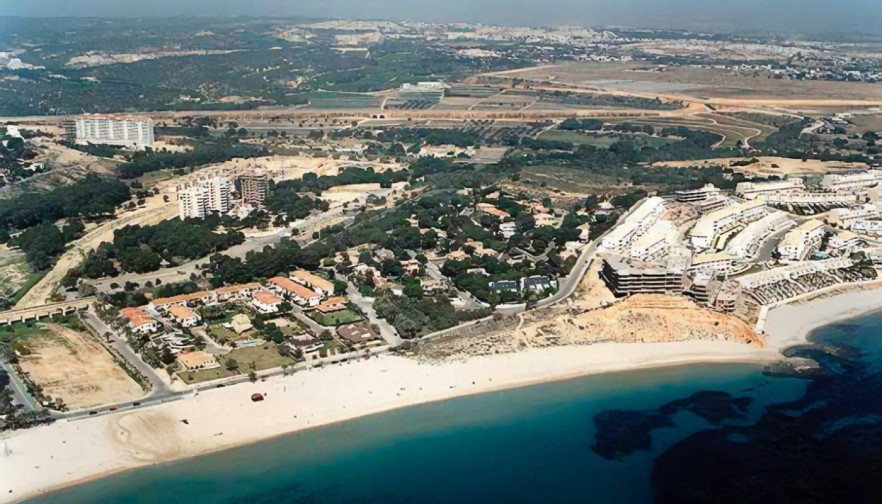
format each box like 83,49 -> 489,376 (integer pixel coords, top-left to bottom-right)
457,120 -> 548,144
15,320 -> 144,410
471,92 -> 537,111
303,91 -> 383,109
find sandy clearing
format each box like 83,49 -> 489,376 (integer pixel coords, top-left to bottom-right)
17,323 -> 144,410
650,156 -> 869,176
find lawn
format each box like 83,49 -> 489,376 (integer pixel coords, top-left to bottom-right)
208,325 -> 238,343
313,309 -> 363,327
178,344 -> 294,384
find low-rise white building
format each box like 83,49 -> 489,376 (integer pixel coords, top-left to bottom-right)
828,230 -> 862,255
735,178 -> 804,200
726,211 -> 794,259
600,197 -> 665,251
690,200 -> 766,251
821,171 -> 882,191
777,219 -> 826,262
629,220 -> 677,262
252,290 -> 284,314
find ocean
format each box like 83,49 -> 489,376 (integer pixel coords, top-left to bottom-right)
25,311 -> 882,504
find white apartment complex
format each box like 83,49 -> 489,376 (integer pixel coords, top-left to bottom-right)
826,204 -> 882,228
61,115 -> 154,149
821,171 -> 882,191
675,184 -> 721,203
629,219 -> 677,262
600,197 -> 665,251
828,230 -> 862,255
735,178 -> 804,200
689,199 -> 766,251
725,211 -> 794,260
178,177 -> 232,219
777,219 -> 825,262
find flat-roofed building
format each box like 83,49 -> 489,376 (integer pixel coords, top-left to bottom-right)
629,219 -> 677,262
600,255 -> 686,297
853,219 -> 882,237
690,199 -> 766,251
828,230 -> 862,255
675,184 -> 721,203
777,219 -> 825,262
821,171 -> 882,191
61,115 -> 154,150
239,174 -> 269,207
725,211 -> 794,260
178,186 -> 209,220
827,204 -> 882,228
736,178 -> 804,199
688,251 -> 735,274
600,197 -> 665,251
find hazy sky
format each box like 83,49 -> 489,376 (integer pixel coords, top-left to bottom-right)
5,0 -> 882,35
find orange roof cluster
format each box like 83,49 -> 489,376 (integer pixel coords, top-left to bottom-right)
270,276 -> 320,299
290,270 -> 335,292
168,304 -> 198,320
316,296 -> 347,313
216,282 -> 261,295
253,291 -> 283,306
152,290 -> 212,307
119,307 -> 155,327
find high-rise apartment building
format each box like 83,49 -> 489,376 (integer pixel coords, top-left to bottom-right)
203,177 -> 231,214
178,177 -> 232,219
239,174 -> 269,207
178,186 -> 209,220
60,115 -> 154,149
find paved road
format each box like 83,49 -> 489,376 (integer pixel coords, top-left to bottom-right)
1,361 -> 38,412
346,283 -> 403,346
55,345 -> 391,421
81,309 -> 171,396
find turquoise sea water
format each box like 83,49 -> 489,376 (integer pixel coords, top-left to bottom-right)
36,309 -> 882,504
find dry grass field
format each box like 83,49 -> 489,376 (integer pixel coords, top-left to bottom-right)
18,323 -> 144,410
651,156 -> 870,177
486,62 -> 882,105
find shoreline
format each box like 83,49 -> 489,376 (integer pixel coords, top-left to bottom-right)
4,288 -> 882,503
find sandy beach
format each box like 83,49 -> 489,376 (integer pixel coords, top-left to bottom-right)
3,288 -> 881,503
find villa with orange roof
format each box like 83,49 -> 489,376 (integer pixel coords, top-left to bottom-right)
268,276 -> 321,307
150,290 -> 215,311
290,270 -> 335,297
168,304 -> 201,327
119,307 -> 159,334
252,290 -> 284,314
316,296 -> 347,314
215,282 -> 261,302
